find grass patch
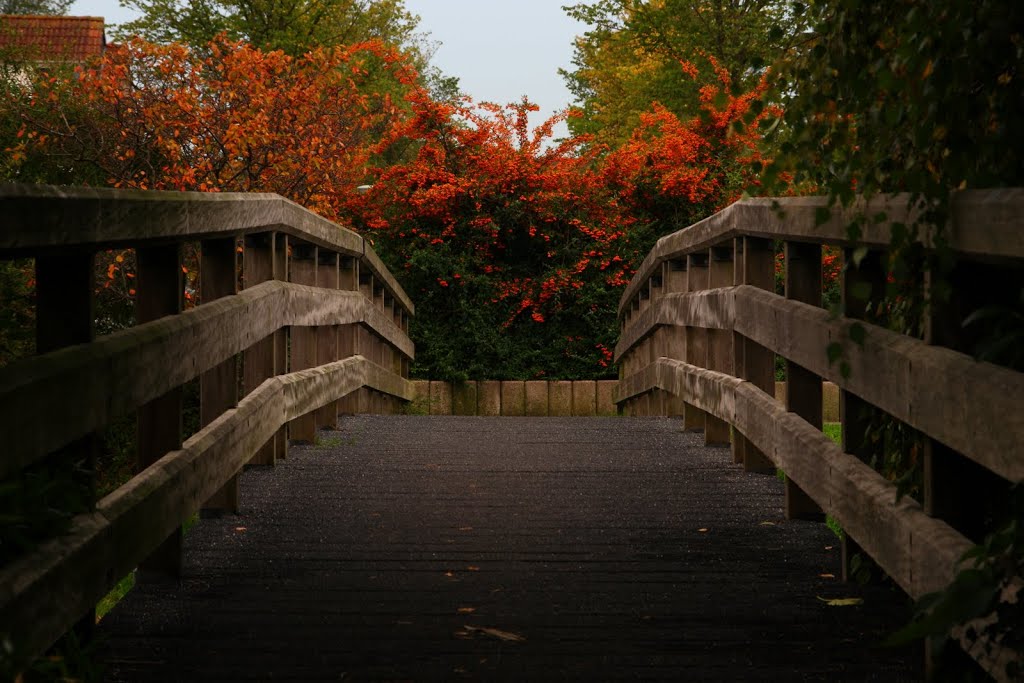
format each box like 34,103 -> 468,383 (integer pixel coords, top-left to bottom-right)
96,571 -> 135,621
826,515 -> 844,541
823,422 -> 841,445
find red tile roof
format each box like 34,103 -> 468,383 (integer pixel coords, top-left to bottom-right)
0,15 -> 105,62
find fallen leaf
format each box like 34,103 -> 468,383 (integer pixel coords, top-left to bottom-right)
817,596 -> 863,607
464,625 -> 526,643
467,565 -> 480,571
698,528 -> 708,533
445,571 -> 455,578
457,607 -> 476,614
819,573 -> 836,579
234,526 -> 247,532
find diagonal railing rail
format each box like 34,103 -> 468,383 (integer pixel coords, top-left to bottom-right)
0,184 -> 415,671
613,190 -> 1024,680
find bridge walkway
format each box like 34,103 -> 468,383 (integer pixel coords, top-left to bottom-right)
98,416 -> 920,681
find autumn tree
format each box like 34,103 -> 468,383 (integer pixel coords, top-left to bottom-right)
9,36 -> 417,221
345,95 -> 631,379
562,0 -> 798,146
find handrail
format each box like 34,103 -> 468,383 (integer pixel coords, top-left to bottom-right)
0,281 -> 412,478
618,189 -> 1024,316
0,355 -> 406,667
613,189 -> 1024,681
0,183 -> 414,314
0,183 -> 416,671
614,286 -> 1024,483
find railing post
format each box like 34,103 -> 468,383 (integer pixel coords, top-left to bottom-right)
200,237 -> 239,512
705,245 -> 733,445
922,262 -> 1004,539
649,273 -> 666,415
683,253 -> 709,431
136,244 -> 184,575
338,256 -> 359,415
838,248 -> 886,578
357,270 -> 374,413
242,232 -> 278,466
35,250 -> 97,496
401,310 -> 411,379
738,237 -> 777,473
274,235 -> 289,460
36,248 -> 97,633
783,241 -> 824,520
664,259 -> 687,417
288,242 -> 318,442
732,238 -> 747,464
316,250 -> 340,429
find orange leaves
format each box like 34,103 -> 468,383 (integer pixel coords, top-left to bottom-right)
19,36 -> 418,225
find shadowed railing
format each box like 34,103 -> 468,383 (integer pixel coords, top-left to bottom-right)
613,191 -> 1024,679
0,184 -> 414,669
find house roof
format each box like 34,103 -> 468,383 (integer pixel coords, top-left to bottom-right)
0,15 -> 106,62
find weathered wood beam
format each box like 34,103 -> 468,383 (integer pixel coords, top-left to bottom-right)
0,355 -> 410,673
618,189 -> 1024,315
0,283 -> 414,479
0,183 -> 415,316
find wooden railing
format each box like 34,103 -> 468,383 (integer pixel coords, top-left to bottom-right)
0,183 -> 415,669
613,190 -> 1024,679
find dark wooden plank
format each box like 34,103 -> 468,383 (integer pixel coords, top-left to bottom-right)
97,417 -> 922,682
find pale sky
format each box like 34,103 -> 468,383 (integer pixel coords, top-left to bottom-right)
70,0 -> 587,139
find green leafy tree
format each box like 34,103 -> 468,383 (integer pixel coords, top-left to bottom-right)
562,0 -> 799,145
113,0 -> 421,57
0,0 -> 71,13
762,1 -> 1024,675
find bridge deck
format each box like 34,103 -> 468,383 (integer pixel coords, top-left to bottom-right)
99,416 -> 921,681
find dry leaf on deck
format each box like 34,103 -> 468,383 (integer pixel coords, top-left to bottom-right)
464,625 -> 526,643
817,596 -> 863,607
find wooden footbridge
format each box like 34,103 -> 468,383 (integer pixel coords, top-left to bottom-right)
1,184 -> 1021,680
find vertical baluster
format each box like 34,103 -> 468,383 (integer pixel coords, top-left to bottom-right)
36,248 -> 97,631
288,242 -> 318,442
784,241 -> 825,520
338,256 -> 359,416
838,247 -> 886,579
136,244 -> 184,575
649,274 -> 665,415
242,233 -> 278,466
739,237 -> 776,473
684,252 -> 708,431
316,250 -> 340,429
357,270 -> 374,413
274,235 -> 289,460
706,245 -> 733,446
200,237 -> 239,512
664,259 -> 687,418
